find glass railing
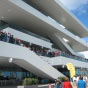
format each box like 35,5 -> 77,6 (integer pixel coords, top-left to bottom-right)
40,49 -> 88,63
0,23 -> 50,42
9,24 -> 50,42
0,24 -> 9,30
59,52 -> 88,63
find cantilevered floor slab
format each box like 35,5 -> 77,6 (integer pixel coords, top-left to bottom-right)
0,41 -> 65,79
41,56 -> 88,68
27,0 -> 88,38
0,0 -> 88,52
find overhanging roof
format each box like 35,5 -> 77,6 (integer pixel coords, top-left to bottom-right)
27,0 -> 88,37
0,0 -> 88,52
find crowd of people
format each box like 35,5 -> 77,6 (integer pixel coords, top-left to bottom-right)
0,31 -> 61,57
73,75 -> 88,82
52,76 -> 87,88
0,31 -> 88,62
0,31 -> 24,45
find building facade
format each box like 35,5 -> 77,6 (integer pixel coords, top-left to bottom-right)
0,0 -> 88,86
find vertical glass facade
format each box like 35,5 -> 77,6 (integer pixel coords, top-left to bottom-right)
76,67 -> 88,76
0,66 -> 38,80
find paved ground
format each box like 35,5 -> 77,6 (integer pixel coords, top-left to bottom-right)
0,83 -> 88,88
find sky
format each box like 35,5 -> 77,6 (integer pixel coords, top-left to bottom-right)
59,0 -> 88,27
59,0 -> 88,41
59,0 -> 88,58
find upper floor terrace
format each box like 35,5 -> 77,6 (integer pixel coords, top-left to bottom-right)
23,0 -> 88,37
0,29 -> 88,63
0,0 -> 88,53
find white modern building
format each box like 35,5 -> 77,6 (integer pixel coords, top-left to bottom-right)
0,0 -> 88,86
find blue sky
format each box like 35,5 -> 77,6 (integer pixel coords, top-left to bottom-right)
59,0 -> 88,41
59,0 -> 88,27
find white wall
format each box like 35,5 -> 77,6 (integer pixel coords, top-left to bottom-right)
9,0 -> 88,52
3,27 -> 52,49
41,56 -> 88,68
0,41 -> 65,79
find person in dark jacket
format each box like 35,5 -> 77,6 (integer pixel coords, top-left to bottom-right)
9,35 -> 15,44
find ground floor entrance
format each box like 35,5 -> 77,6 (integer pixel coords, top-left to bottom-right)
55,65 -> 88,79
0,64 -> 49,86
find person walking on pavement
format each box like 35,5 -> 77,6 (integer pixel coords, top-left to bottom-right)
77,76 -> 86,88
63,77 -> 73,88
57,80 -> 62,88
54,79 -> 57,88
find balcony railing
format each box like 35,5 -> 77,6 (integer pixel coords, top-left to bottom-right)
0,22 -> 50,42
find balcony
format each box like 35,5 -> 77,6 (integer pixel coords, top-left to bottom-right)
0,41 -> 64,79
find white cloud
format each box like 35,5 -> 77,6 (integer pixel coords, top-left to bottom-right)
59,0 -> 88,10
80,51 -> 88,59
